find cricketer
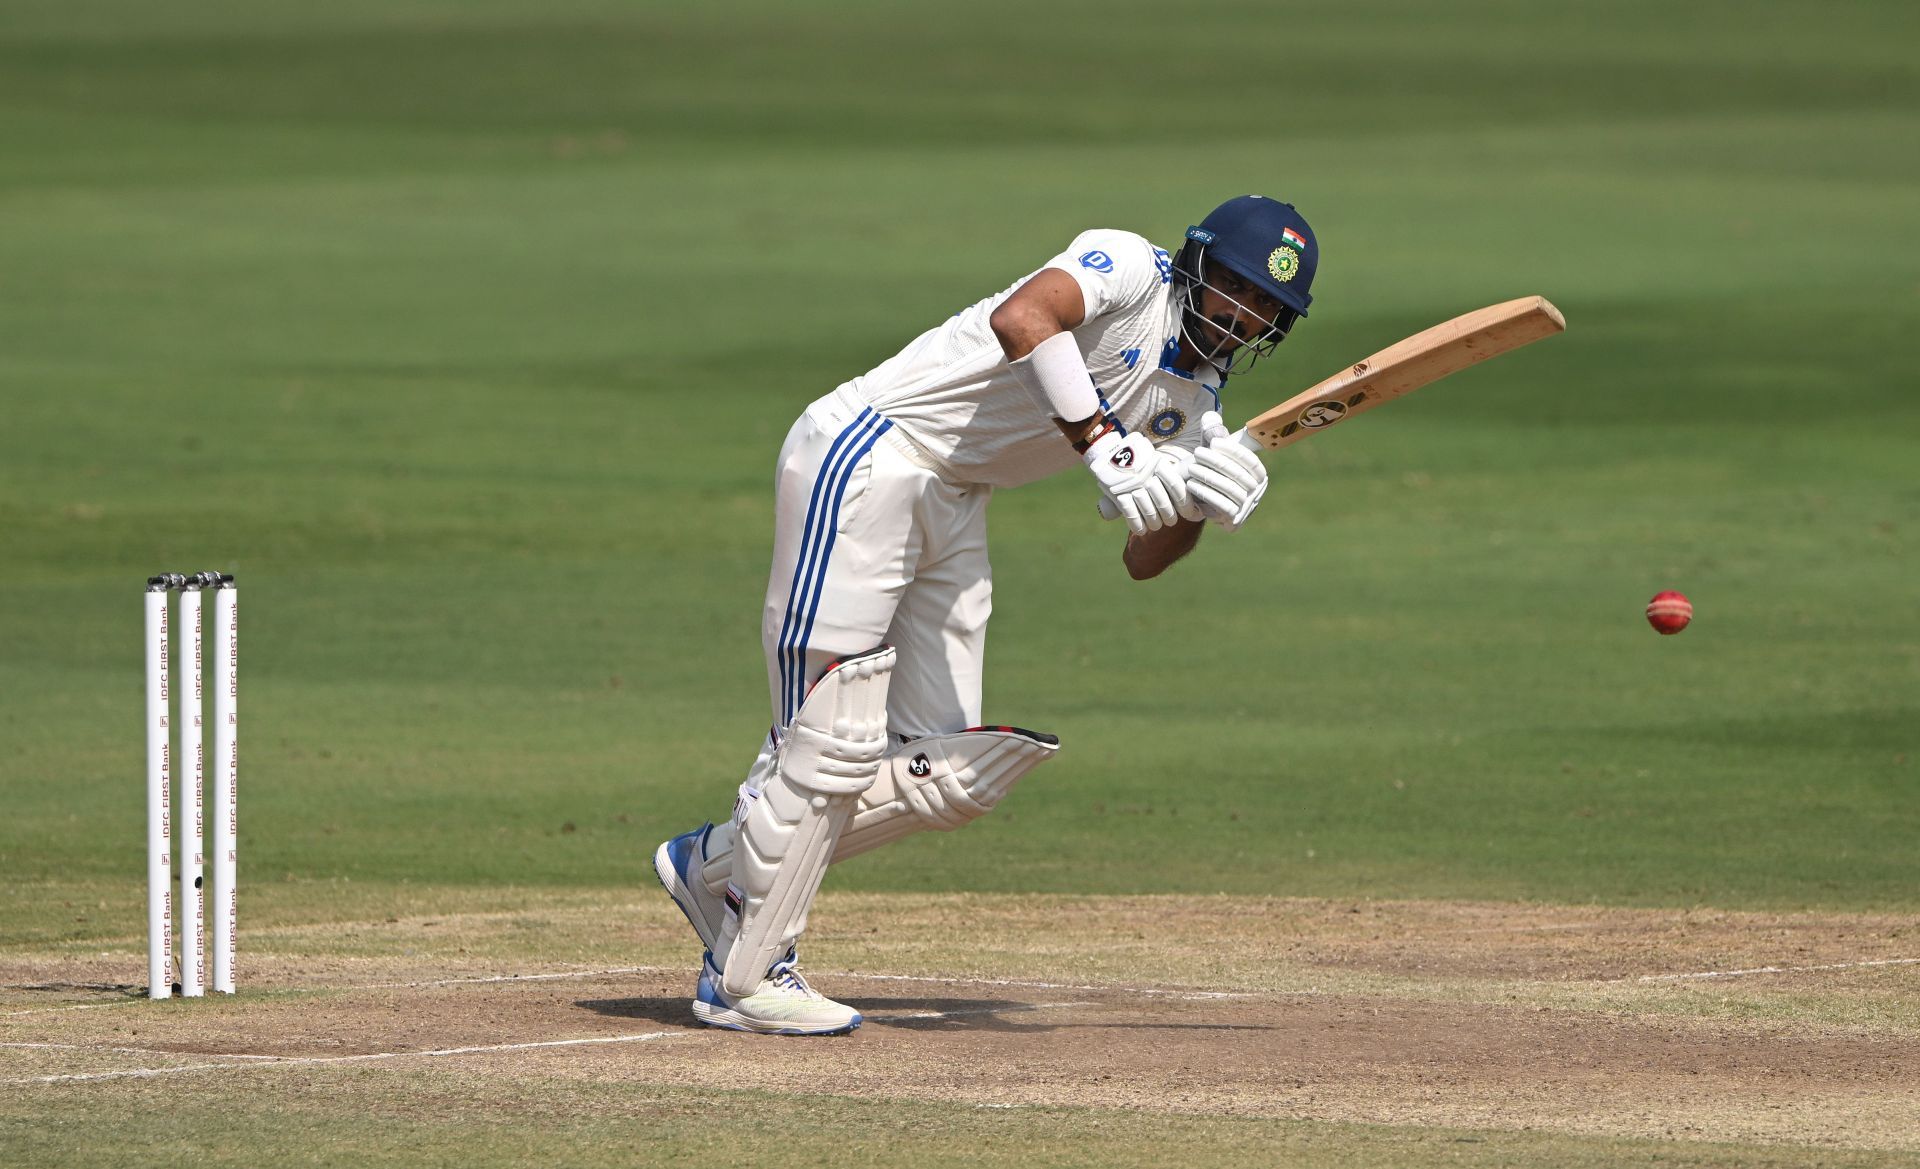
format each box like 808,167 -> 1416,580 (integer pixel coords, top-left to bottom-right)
654,195 -> 1317,1033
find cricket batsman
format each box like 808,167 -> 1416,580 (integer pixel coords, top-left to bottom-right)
653,195 -> 1318,1033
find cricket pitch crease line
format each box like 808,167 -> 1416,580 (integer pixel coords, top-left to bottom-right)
354,965 -> 667,990
825,970 -> 1272,1001
876,1000 -> 1093,1021
0,1000 -> 145,1020
0,966 -> 1273,1017
4,1030 -> 688,1086
6,1004 -> 1097,1085
345,963 -> 1274,998
348,957 -> 1920,996
1627,957 -> 1920,983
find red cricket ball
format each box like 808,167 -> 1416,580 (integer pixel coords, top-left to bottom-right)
1646,590 -> 1692,635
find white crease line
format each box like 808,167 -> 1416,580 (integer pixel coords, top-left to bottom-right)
4,964 -> 1275,1013
13,1061 -> 241,1085
6,1030 -> 686,1086
2,1041 -> 288,1063
12,1005 -> 1088,1085
879,1000 -> 1092,1021
3,1041 -> 256,1058
337,965 -> 1272,1001
824,970 -> 1270,1001
354,966 -> 669,990
1631,957 -> 1920,983
0,1001 -> 141,1020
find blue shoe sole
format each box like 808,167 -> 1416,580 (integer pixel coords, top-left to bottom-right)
652,832 -> 718,950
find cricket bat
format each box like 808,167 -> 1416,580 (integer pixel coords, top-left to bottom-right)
1229,294 -> 1565,453
1099,295 -> 1565,521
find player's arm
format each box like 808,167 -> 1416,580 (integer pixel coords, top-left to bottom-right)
991,269 -> 1188,534
1123,515 -> 1203,580
988,268 -> 1085,360
987,271 -> 1107,446
1123,410 -> 1270,579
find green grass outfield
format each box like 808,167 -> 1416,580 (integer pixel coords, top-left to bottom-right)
3,0 -> 1916,931
10,1084 -> 1912,1169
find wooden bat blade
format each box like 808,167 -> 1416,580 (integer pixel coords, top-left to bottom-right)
1242,295 -> 1565,451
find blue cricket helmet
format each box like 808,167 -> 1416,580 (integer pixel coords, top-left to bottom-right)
1180,195 -> 1317,316
1172,195 -> 1318,372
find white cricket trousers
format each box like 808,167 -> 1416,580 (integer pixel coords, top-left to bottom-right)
758,388 -> 993,746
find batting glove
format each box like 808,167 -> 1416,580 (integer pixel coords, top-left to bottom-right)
1185,411 -> 1267,531
1085,429 -> 1187,534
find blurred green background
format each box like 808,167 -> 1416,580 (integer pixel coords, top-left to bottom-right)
3,0 -> 1916,944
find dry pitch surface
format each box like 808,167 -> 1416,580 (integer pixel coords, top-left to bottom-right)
5,893 -> 1917,1166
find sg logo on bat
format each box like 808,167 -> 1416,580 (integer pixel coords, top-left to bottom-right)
1297,401 -> 1349,429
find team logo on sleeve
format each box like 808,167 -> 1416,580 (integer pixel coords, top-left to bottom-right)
1148,408 -> 1186,439
1267,246 -> 1300,283
1079,250 -> 1114,274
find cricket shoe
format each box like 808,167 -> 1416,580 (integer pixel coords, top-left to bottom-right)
691,951 -> 862,1036
652,824 -> 726,951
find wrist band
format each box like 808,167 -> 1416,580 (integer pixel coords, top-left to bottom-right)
1008,330 -> 1101,425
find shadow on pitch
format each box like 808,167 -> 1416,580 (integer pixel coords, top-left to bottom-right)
576,995 -> 1274,1033
576,996 -> 701,1027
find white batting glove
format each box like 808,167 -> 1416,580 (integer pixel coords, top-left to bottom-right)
1160,445 -> 1207,523
1085,429 -> 1187,534
1185,411 -> 1267,531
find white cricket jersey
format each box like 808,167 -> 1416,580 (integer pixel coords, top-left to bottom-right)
839,229 -> 1223,489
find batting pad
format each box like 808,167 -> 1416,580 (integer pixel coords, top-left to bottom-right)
697,726 -> 1060,912
720,644 -> 893,996
836,727 -> 1059,860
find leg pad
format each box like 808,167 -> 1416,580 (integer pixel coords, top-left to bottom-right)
836,726 -> 1059,860
720,645 -> 893,996
698,725 -> 1059,906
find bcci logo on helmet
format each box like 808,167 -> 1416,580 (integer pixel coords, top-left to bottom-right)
1267,246 -> 1300,284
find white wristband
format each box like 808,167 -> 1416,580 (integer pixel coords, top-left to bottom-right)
1008,330 -> 1101,423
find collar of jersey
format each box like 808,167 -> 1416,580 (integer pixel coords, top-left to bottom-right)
1156,335 -> 1224,392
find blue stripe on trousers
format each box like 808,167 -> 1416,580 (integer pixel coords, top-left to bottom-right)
773,407 -> 873,722
773,408 -> 883,724
785,418 -> 892,720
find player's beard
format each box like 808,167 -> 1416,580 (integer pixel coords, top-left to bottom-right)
1179,287 -> 1275,375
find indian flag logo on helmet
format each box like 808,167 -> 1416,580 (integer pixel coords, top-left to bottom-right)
1280,227 -> 1308,250
1268,246 -> 1300,283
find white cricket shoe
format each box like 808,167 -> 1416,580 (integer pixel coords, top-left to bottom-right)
691,952 -> 862,1036
653,824 -> 726,951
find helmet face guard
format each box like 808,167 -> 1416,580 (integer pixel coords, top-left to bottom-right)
1172,196 -> 1317,375
1173,235 -> 1301,375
